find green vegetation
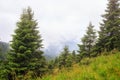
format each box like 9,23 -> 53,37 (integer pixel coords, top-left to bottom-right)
0,7 -> 47,80
97,0 -> 120,52
58,46 -> 72,68
0,0 -> 120,79
39,52 -> 120,80
78,22 -> 97,59
0,41 -> 9,61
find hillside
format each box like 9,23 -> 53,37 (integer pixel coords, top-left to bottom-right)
0,41 -> 9,60
38,53 -> 120,80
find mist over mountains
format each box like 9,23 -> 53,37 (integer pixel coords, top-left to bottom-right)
0,39 -> 78,60
44,39 -> 78,58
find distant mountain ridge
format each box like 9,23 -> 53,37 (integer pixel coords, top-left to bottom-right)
0,41 -> 9,60
44,40 -> 78,60
0,40 -> 77,60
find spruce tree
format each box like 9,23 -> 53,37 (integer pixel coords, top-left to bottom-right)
78,22 -> 97,58
71,50 -> 77,63
58,46 -> 72,69
97,0 -> 120,52
7,7 -> 46,79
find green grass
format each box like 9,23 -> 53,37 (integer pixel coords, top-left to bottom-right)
38,52 -> 120,80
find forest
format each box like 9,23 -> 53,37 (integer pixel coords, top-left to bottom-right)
0,0 -> 120,80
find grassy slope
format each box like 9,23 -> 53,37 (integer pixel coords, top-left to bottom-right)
38,53 -> 120,80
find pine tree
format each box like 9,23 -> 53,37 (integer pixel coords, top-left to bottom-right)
97,0 -> 120,52
78,22 -> 97,58
53,57 -> 59,67
71,50 -> 77,63
58,46 -> 72,69
7,7 -> 46,79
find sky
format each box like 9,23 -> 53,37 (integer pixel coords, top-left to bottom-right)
0,0 -> 108,55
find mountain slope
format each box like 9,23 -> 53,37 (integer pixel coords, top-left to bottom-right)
0,41 -> 9,60
38,52 -> 120,80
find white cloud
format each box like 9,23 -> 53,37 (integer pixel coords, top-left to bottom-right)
0,0 -> 107,50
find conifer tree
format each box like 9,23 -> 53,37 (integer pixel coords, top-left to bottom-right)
97,0 -> 120,52
71,50 -> 76,63
7,7 -> 46,79
58,46 -> 72,69
78,22 -> 97,58
53,57 -> 59,67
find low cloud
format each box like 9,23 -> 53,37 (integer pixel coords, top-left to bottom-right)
0,0 -> 107,54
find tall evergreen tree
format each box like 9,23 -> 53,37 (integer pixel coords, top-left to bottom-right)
58,46 -> 72,69
78,22 -> 97,58
71,50 -> 77,63
7,7 -> 46,79
97,0 -> 120,52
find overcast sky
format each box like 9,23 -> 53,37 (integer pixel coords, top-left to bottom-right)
0,0 -> 108,51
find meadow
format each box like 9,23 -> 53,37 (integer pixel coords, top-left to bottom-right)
38,52 -> 120,80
